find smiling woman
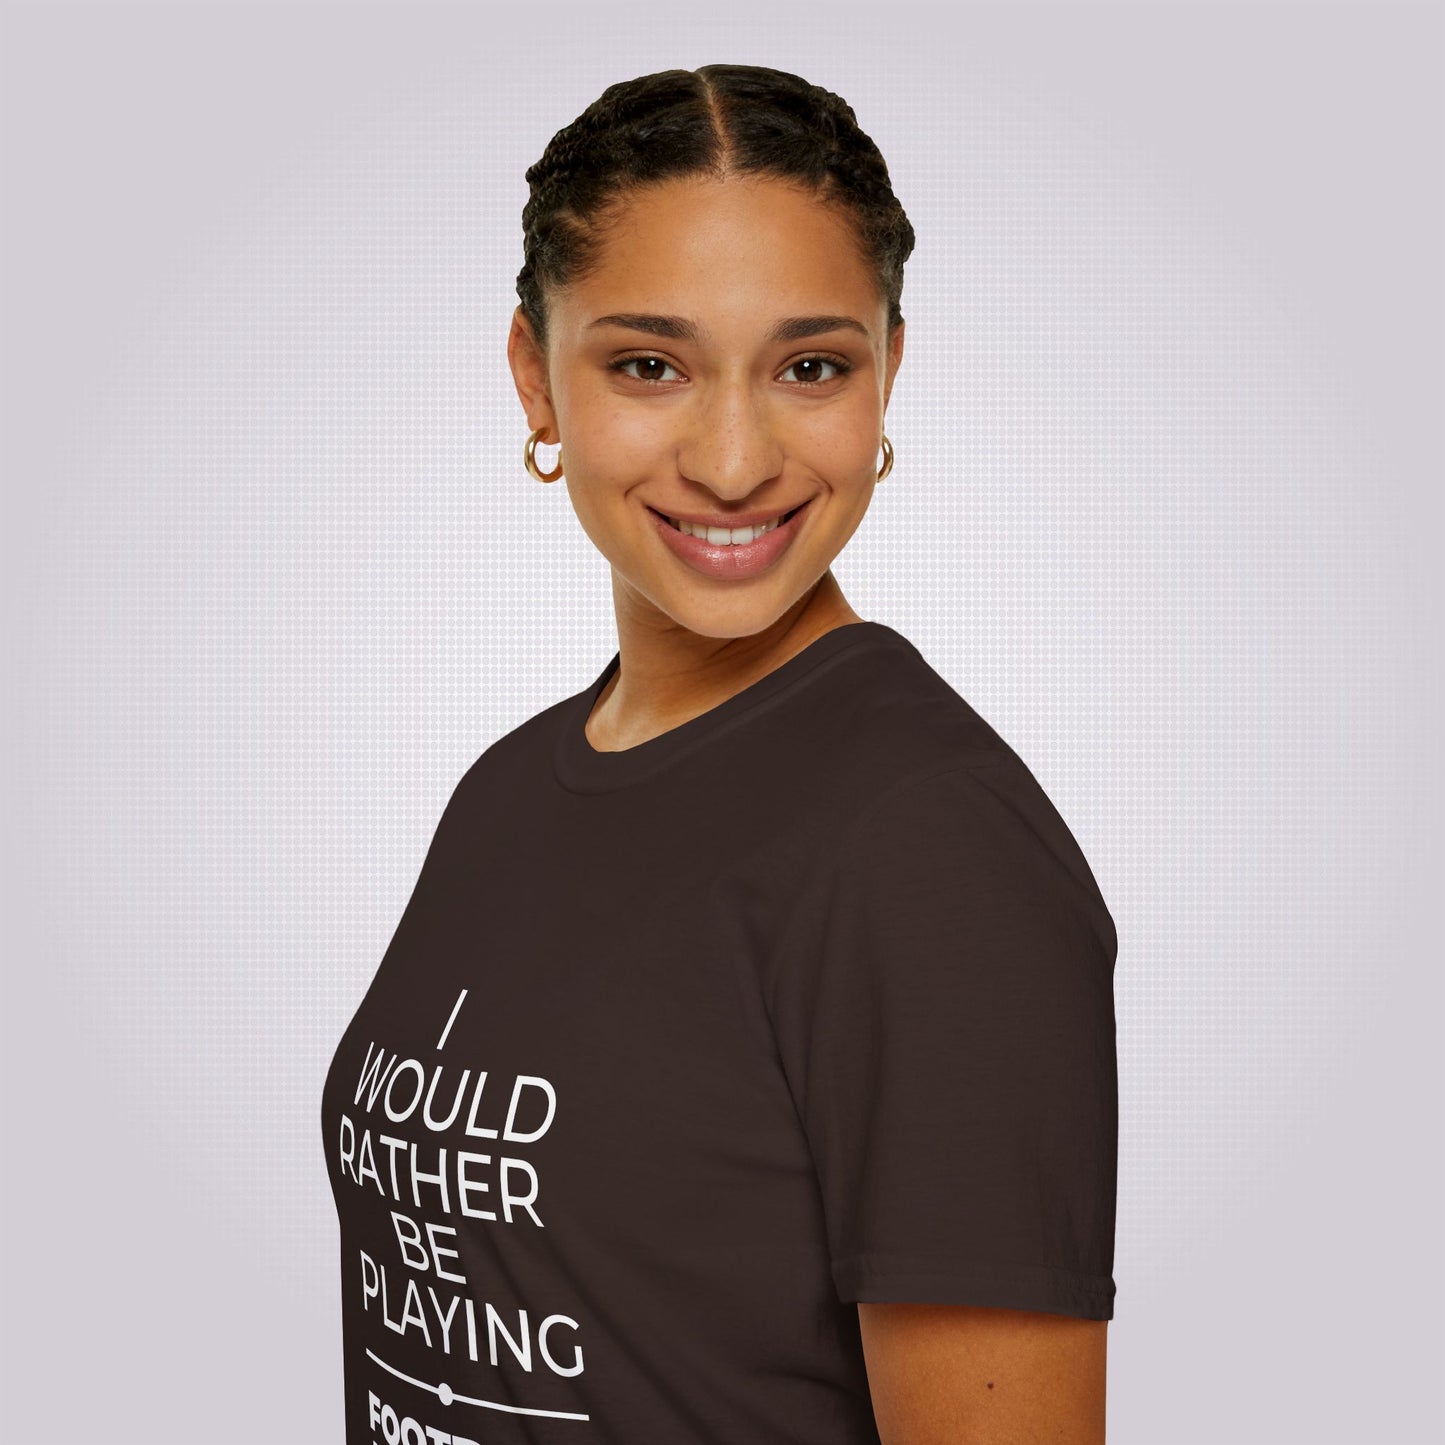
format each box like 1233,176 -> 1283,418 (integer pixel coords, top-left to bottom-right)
511,164 -> 902,657
321,64 -> 1118,1445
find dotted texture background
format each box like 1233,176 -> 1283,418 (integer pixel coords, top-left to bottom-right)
2,4 -> 1440,1444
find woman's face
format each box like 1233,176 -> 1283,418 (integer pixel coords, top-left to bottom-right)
509,172 -> 904,640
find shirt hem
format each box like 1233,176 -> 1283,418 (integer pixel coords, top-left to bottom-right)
831,1252 -> 1116,1321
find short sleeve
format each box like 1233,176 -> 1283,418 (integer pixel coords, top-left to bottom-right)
768,756 -> 1119,1321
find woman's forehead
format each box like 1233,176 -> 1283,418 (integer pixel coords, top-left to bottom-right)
553,181 -> 882,338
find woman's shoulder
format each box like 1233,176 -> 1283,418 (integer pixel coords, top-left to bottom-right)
792,629 -> 1112,910
805,623 -> 1018,791
428,686 -> 582,821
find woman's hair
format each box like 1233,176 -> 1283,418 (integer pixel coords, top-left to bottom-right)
516,64 -> 916,355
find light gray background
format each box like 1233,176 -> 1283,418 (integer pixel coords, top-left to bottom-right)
2,2 -> 1440,1442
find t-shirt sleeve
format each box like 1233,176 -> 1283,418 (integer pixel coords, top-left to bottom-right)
767,755 -> 1119,1321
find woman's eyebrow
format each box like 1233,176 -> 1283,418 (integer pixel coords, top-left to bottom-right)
587,313 -> 870,343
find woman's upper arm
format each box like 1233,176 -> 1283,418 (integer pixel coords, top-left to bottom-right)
857,1301 -> 1108,1445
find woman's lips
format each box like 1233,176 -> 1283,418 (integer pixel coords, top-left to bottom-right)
647,500 -> 813,581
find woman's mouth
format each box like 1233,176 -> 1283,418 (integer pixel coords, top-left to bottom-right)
646,499 -> 814,581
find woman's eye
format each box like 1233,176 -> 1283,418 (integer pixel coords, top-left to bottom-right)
608,353 -> 852,387
610,356 -> 682,385
782,356 -> 850,386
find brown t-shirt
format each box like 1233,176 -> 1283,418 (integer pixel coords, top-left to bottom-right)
321,620 -> 1119,1444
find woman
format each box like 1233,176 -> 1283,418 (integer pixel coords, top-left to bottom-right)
322,64 -> 1118,1444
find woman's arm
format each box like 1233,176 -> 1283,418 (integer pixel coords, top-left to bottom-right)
858,1301 -> 1108,1444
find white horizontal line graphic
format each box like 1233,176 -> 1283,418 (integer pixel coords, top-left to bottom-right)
365,1347 -> 591,1421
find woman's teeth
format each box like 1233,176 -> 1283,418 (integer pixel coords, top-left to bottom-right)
665,511 -> 792,545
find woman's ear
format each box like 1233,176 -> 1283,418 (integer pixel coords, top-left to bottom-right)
507,306 -> 558,438
882,318 -> 905,411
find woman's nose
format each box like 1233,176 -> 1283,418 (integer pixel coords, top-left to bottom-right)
676,384 -> 783,497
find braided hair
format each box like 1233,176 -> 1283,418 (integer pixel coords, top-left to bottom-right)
516,65 -> 916,355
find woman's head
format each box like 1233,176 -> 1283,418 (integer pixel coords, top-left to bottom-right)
508,65 -> 915,641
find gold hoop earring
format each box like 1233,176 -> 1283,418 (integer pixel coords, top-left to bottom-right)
876,432 -> 894,483
525,426 -> 564,483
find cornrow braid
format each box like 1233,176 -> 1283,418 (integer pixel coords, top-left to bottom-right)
515,64 -> 915,354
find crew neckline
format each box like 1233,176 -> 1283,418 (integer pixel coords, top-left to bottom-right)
552,620 -> 912,794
